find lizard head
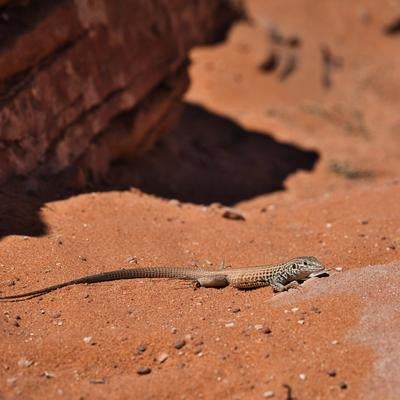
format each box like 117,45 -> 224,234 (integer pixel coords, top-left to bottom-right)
287,256 -> 327,281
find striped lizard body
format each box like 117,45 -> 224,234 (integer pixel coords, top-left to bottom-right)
0,256 -> 327,301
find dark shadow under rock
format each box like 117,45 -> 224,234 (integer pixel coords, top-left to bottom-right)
104,102 -> 319,205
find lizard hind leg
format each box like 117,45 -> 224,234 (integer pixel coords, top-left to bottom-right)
196,275 -> 229,288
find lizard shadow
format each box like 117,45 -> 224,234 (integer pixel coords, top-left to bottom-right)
0,102 -> 319,239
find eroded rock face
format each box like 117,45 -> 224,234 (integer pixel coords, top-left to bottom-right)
0,0 -> 243,183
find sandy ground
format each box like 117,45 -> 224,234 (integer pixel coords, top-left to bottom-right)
1,1 -> 400,399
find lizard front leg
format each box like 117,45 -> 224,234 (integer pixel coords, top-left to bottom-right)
270,280 -> 299,292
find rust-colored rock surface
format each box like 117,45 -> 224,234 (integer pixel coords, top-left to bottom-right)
1,0 -> 400,399
0,0 -> 243,183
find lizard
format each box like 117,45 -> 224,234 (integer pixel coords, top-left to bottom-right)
0,256 -> 327,301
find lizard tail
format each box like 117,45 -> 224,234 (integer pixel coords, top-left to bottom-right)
0,267 -> 207,301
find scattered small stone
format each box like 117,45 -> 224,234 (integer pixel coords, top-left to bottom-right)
83,336 -> 94,345
299,373 -> 307,380
17,358 -> 33,368
231,307 -> 241,313
193,339 -> 204,346
361,220 -> 369,225
78,256 -> 87,262
331,340 -> 339,345
297,319 -> 305,325
184,334 -> 193,341
22,236 -> 29,240
6,280 -> 15,287
339,382 -> 348,390
225,322 -> 235,328
263,390 -> 275,398
254,324 -> 264,330
137,367 -> 151,375
126,256 -> 138,264
261,327 -> 272,334
335,267 -> 343,272
42,371 -> 56,379
174,339 -> 186,349
7,377 -> 17,386
169,199 -> 181,207
193,347 -> 203,355
325,223 -> 332,229
171,327 -> 177,334
52,312 -> 62,319
136,344 -> 147,354
327,369 -> 337,377
158,352 -> 169,363
90,378 -> 106,384
222,209 -> 245,221
291,307 -> 299,313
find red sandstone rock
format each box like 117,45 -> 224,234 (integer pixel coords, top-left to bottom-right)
0,0 -> 243,183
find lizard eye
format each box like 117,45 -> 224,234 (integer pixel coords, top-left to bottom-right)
304,261 -> 308,266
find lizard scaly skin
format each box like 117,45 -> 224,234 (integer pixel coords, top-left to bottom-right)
0,256 -> 327,301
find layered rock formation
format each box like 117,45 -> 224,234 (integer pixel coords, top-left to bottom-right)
0,0 -> 243,183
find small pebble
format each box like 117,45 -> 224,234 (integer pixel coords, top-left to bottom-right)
137,367 -> 151,375
83,336 -> 94,345
174,339 -> 186,349
297,319 -> 305,325
7,377 -> 17,386
171,327 -> 177,334
340,382 -> 348,390
327,369 -> 337,377
169,199 -> 181,207
331,340 -> 339,345
231,307 -> 241,313
158,352 -> 169,364
193,348 -> 203,355
136,344 -> 147,353
299,373 -> 307,380
335,267 -> 343,272
42,371 -> 56,379
225,322 -> 235,328
90,378 -> 106,384
291,307 -> 299,313
17,358 -> 33,368
261,327 -> 272,334
126,256 -> 137,264
263,390 -> 275,398
222,209 -> 245,221
254,324 -> 264,330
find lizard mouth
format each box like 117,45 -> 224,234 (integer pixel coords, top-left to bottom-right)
309,269 -> 330,278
